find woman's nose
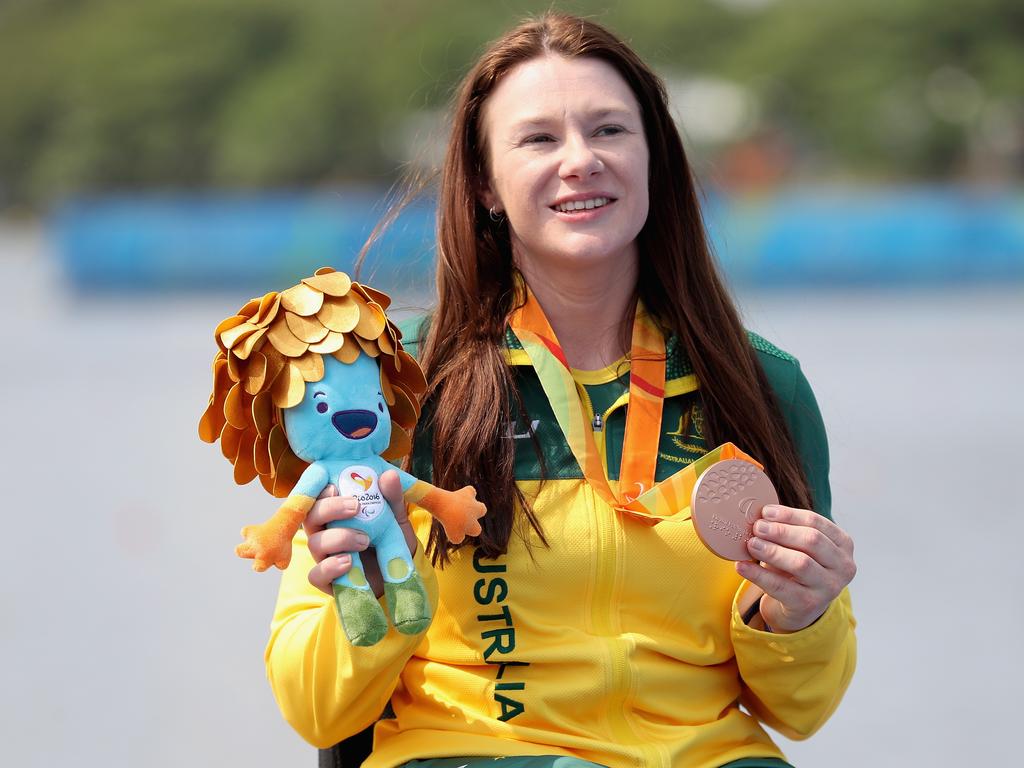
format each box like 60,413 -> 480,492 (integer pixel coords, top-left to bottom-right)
559,134 -> 603,179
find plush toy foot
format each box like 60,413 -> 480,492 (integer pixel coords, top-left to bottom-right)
333,584 -> 388,646
384,574 -> 432,636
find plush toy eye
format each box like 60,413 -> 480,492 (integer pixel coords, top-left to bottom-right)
377,402 -> 384,413
316,402 -> 329,414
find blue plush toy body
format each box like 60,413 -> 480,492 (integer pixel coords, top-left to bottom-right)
283,355 -> 435,644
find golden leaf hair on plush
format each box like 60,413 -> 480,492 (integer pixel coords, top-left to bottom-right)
198,267 -> 426,498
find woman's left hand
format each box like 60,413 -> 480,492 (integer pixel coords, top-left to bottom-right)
736,505 -> 857,634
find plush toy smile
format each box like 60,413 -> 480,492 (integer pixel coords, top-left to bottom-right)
332,409 -> 377,439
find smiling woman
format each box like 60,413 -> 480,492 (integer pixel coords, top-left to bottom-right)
264,12 -> 856,768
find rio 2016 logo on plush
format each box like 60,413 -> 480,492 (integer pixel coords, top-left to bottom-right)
199,268 -> 486,646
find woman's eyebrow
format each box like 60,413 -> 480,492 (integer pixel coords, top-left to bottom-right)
508,115 -> 556,132
586,106 -> 634,121
509,106 -> 635,131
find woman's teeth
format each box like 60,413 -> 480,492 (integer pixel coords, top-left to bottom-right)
554,197 -> 610,212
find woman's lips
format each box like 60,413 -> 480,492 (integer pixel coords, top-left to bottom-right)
551,195 -> 614,212
550,197 -> 617,219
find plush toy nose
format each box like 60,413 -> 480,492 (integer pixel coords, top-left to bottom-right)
332,409 -> 378,439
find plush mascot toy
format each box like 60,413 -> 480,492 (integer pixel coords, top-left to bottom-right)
199,268 -> 486,646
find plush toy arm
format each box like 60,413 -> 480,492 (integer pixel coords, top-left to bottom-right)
397,472 -> 486,545
237,463 -> 330,572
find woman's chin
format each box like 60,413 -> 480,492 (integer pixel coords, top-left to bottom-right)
519,240 -> 638,274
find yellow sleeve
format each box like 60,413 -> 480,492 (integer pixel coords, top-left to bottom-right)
264,521 -> 438,749
731,586 -> 857,740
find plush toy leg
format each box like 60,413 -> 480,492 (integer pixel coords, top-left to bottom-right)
332,551 -> 388,647
376,522 -> 431,636
383,575 -> 431,636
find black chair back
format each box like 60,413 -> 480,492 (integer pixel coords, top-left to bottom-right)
317,723 -> 374,768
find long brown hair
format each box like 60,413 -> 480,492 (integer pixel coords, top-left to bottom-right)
414,12 -> 813,564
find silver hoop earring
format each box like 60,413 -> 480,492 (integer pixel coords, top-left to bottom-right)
489,205 -> 505,224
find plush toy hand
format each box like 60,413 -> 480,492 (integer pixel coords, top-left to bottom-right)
414,485 -> 486,544
236,495 -> 313,572
236,522 -> 296,572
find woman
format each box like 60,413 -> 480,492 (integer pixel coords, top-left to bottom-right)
268,13 -> 856,768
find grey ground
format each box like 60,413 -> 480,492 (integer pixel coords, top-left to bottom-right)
1,224 -> 1020,766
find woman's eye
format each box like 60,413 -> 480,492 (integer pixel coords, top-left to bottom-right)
522,134 -> 554,144
595,125 -> 624,137
316,402 -> 329,414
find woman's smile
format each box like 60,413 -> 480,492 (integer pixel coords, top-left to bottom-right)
550,194 -> 616,216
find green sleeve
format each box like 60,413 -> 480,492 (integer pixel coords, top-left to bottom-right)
749,332 -> 832,520
395,314 -> 434,481
786,362 -> 832,519
396,314 -> 430,361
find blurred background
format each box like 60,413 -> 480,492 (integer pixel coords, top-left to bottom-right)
1,0 -> 1021,765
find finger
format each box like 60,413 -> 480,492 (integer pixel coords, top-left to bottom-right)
379,470 -> 418,556
735,559 -> 803,606
307,527 -> 371,562
746,535 -> 828,588
736,560 -> 832,632
304,484 -> 337,535
378,470 -> 407,523
762,505 -> 854,553
751,517 -> 846,571
304,493 -> 360,534
308,554 -> 353,596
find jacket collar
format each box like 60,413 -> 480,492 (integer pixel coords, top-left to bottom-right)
503,327 -> 695,382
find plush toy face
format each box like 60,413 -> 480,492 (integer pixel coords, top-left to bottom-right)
282,354 -> 392,463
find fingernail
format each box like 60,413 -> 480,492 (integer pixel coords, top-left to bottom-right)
341,498 -> 359,512
355,533 -> 370,548
335,554 -> 351,567
748,537 -> 765,552
753,520 -> 770,536
762,506 -> 779,519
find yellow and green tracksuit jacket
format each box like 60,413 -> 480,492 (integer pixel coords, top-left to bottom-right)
265,322 -> 856,768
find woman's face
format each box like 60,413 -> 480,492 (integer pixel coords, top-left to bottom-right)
480,54 -> 649,275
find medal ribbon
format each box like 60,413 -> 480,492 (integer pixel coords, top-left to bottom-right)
509,285 -> 760,524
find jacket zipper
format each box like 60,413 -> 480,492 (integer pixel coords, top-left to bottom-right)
581,385 -> 668,768
577,385 -> 603,431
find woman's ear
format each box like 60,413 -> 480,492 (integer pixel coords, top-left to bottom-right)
478,183 -> 500,214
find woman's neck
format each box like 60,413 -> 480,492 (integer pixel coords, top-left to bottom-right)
517,255 -> 638,371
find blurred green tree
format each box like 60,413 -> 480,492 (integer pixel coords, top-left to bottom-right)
0,0 -> 1020,209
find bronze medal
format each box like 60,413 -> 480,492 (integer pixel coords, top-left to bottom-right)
691,459 -> 779,561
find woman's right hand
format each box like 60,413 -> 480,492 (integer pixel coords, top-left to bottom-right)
304,470 -> 417,598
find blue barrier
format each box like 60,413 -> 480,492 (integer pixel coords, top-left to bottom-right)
49,186 -> 1024,291
49,191 -> 436,292
703,187 -> 1024,286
